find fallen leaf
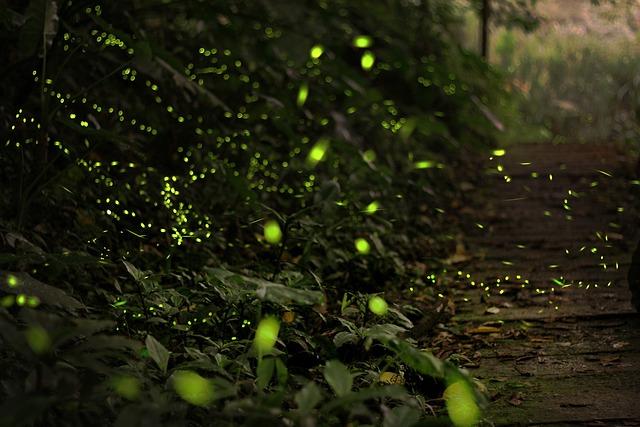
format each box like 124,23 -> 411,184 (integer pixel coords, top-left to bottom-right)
612,341 -> 629,349
508,392 -> 524,406
379,371 -> 405,385
485,306 -> 501,314
468,326 -> 501,334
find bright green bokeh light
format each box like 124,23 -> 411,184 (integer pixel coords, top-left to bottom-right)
362,149 -> 376,162
307,139 -> 330,166
415,160 -> 436,169
1,295 -> 14,308
254,316 -> 280,354
297,83 -> 309,107
444,381 -> 481,427
361,51 -> 375,70
364,201 -> 379,214
355,238 -> 371,254
16,294 -> 26,306
112,376 -> 141,400
264,220 -> 282,245
492,149 -> 506,157
7,274 -> 18,288
25,326 -> 51,354
368,296 -> 388,315
173,370 -> 215,406
27,296 -> 40,308
353,35 -> 373,48
310,45 -> 324,59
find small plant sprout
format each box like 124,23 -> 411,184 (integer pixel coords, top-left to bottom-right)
172,370 -> 215,406
254,316 -> 280,355
264,220 -> 282,244
355,238 -> 371,254
368,295 -> 388,315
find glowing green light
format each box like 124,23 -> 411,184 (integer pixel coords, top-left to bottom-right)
25,326 -> 51,355
310,45 -> 324,59
27,296 -> 40,308
307,139 -> 330,166
297,83 -> 309,107
353,35 -> 373,48
368,296 -> 388,315
444,380 -> 480,427
364,201 -> 379,214
492,149 -> 506,157
415,160 -> 436,169
7,274 -> 18,288
363,149 -> 376,162
264,220 -> 282,245
172,370 -> 215,406
355,238 -> 371,254
16,294 -> 26,306
361,51 -> 375,70
112,376 -> 141,400
254,316 -> 280,354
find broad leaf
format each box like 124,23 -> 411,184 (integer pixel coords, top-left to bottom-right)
323,360 -> 352,397
145,334 -> 170,374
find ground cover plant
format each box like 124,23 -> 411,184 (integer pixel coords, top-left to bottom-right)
0,1 -> 508,425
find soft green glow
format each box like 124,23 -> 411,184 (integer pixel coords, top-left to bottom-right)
355,238 -> 371,254
361,51 -> 375,70
310,45 -> 324,59
25,326 -> 51,355
307,139 -> 330,166
264,220 -> 282,244
444,381 -> 480,427
297,83 -> 309,107
363,149 -> 376,162
7,274 -> 18,288
173,370 -> 215,406
353,35 -> 373,48
492,149 -> 506,157
368,296 -> 388,315
16,294 -> 26,306
364,201 -> 379,214
254,316 -> 280,354
112,376 -> 141,400
415,160 -> 436,169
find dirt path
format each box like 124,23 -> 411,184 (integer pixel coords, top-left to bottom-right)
450,143 -> 640,426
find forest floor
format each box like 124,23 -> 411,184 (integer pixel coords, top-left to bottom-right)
442,143 -> 640,426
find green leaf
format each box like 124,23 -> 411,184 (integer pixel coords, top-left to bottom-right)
295,381 -> 323,413
275,357 -> 288,386
123,260 -> 146,282
145,334 -> 170,374
333,331 -> 358,348
323,360 -> 352,397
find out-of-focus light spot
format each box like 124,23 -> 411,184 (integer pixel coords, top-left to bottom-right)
361,51 -> 375,70
444,380 -> 480,427
25,326 -> 51,354
364,201 -> 379,214
353,35 -> 373,48
112,376 -> 141,400
307,139 -> 330,166
172,370 -> 215,406
310,45 -> 324,59
415,160 -> 436,169
7,274 -> 18,288
264,220 -> 282,245
363,149 -> 376,162
254,316 -> 280,354
368,296 -> 388,315
297,83 -> 309,107
492,149 -> 506,157
355,238 -> 371,254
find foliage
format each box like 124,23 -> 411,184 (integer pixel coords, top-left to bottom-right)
0,0 -> 502,425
